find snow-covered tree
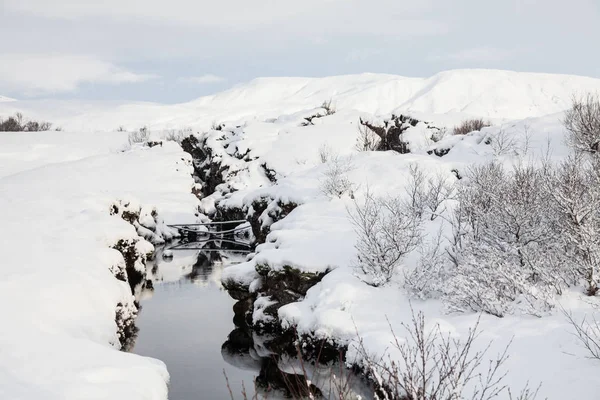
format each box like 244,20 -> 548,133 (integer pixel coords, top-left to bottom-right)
544,155 -> 600,295
564,93 -> 600,155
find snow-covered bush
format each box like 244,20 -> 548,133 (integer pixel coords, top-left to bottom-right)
564,93 -> 600,155
445,162 -> 565,317
453,118 -> 490,135
349,190 -> 422,286
318,142 -> 334,163
128,126 -> 150,145
319,155 -> 356,199
544,155 -> 600,296
404,228 -> 447,299
405,164 -> 454,221
163,127 -> 193,144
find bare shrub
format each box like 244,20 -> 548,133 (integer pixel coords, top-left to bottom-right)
128,126 -> 150,145
404,227 -> 447,299
544,155 -> 600,296
564,93 -> 600,155
405,164 -> 454,221
321,99 -> 336,115
163,127 -> 193,143
563,308 -> 600,360
320,155 -> 356,199
349,189 -> 422,286
0,113 -> 52,132
453,119 -> 491,136
318,143 -> 334,163
446,162 -> 564,317
354,309 -> 540,400
355,123 -> 380,151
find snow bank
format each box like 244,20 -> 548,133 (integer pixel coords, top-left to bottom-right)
0,135 -> 199,400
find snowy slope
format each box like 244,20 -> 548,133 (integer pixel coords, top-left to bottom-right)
0,136 -> 199,400
0,95 -> 15,102
2,69 -> 600,131
210,110 -> 600,399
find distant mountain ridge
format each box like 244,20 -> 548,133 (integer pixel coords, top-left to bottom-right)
2,69 -> 600,131
188,69 -> 600,120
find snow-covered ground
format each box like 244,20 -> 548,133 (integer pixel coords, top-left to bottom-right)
2,69 -> 600,399
0,134 -> 199,399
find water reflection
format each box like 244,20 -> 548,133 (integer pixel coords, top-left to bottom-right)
131,237 -> 372,399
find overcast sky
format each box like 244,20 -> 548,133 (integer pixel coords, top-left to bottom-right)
1,0 -> 598,103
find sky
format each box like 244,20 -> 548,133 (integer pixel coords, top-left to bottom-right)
1,0 -> 599,103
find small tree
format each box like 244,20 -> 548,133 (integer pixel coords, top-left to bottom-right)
319,155 -> 356,199
349,190 -> 422,286
564,93 -> 600,155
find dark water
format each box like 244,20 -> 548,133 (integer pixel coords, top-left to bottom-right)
131,241 -> 373,400
132,244 -> 259,400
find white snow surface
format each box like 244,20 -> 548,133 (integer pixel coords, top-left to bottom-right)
3,69 -> 600,399
0,133 -> 199,400
213,109 -> 600,398
2,69 -> 600,132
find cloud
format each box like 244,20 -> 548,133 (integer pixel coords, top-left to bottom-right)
4,0 -> 447,37
431,47 -> 517,63
345,48 -> 384,62
0,54 -> 157,94
179,74 -> 226,85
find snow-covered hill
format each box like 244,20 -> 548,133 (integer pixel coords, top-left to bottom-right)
2,69 -> 600,131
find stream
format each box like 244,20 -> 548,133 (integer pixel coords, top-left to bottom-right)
130,240 -> 373,400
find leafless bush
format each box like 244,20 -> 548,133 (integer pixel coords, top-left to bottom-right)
487,128 -> 518,156
349,189 -> 422,286
355,123 -> 380,151
544,155 -> 600,296
453,119 -> 491,136
404,227 -> 447,299
0,112 -> 53,132
320,155 -> 356,199
563,93 -> 600,155
446,162 -> 564,317
322,99 -> 336,116
355,309 -> 540,400
318,143 -> 334,163
563,308 -> 600,360
163,127 -> 193,143
128,126 -> 150,145
405,164 -> 454,221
